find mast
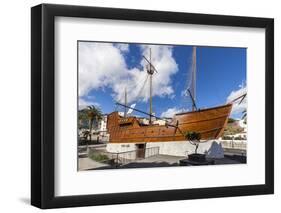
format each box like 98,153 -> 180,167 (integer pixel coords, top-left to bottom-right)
143,48 -> 157,124
191,47 -> 197,111
124,87 -> 127,117
149,48 -> 152,124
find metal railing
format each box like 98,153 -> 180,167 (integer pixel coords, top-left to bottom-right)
87,146 -> 160,167
145,146 -> 160,158
115,151 -> 136,165
220,140 -> 247,150
116,146 -> 160,165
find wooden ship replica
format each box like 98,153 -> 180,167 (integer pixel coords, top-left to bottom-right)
107,47 -> 235,144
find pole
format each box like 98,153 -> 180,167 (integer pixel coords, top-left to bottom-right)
116,102 -> 168,122
192,47 -> 197,111
149,48 -> 152,125
188,89 -> 197,111
124,88 -> 127,117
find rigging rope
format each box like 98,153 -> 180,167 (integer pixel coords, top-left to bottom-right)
135,74 -> 149,102
114,73 -> 150,112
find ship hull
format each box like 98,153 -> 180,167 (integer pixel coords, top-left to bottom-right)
107,104 -> 232,143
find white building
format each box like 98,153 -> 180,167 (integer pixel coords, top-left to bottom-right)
238,118 -> 247,133
92,114 -> 109,142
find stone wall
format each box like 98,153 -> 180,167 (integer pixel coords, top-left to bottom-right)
106,140 -> 224,158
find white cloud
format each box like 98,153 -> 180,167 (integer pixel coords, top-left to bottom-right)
78,42 -> 178,105
161,107 -> 187,118
79,42 -> 128,97
78,98 -> 100,110
226,83 -> 247,116
115,43 -> 129,53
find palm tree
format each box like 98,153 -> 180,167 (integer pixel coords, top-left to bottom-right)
78,109 -> 87,129
85,105 -> 102,142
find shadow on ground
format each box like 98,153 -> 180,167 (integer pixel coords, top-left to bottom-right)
83,154 -> 246,171
87,161 -> 179,170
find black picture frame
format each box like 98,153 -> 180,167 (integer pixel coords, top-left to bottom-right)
31,3 -> 274,209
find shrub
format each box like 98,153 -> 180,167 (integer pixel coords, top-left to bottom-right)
234,135 -> 244,140
223,125 -> 244,136
227,118 -> 236,123
184,131 -> 201,154
89,152 -> 109,162
184,131 -> 201,141
222,135 -> 233,140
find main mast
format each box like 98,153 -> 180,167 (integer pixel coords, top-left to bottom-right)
149,48 -> 153,124
190,47 -> 197,111
124,87 -> 127,117
143,48 -> 157,124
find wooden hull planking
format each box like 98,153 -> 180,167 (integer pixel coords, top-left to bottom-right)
107,104 -> 232,143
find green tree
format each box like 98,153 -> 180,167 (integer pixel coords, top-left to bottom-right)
78,109 -> 87,129
184,131 -> 201,154
85,105 -> 102,142
227,118 -> 236,123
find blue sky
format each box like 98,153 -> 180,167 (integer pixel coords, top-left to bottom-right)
78,42 -> 246,119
